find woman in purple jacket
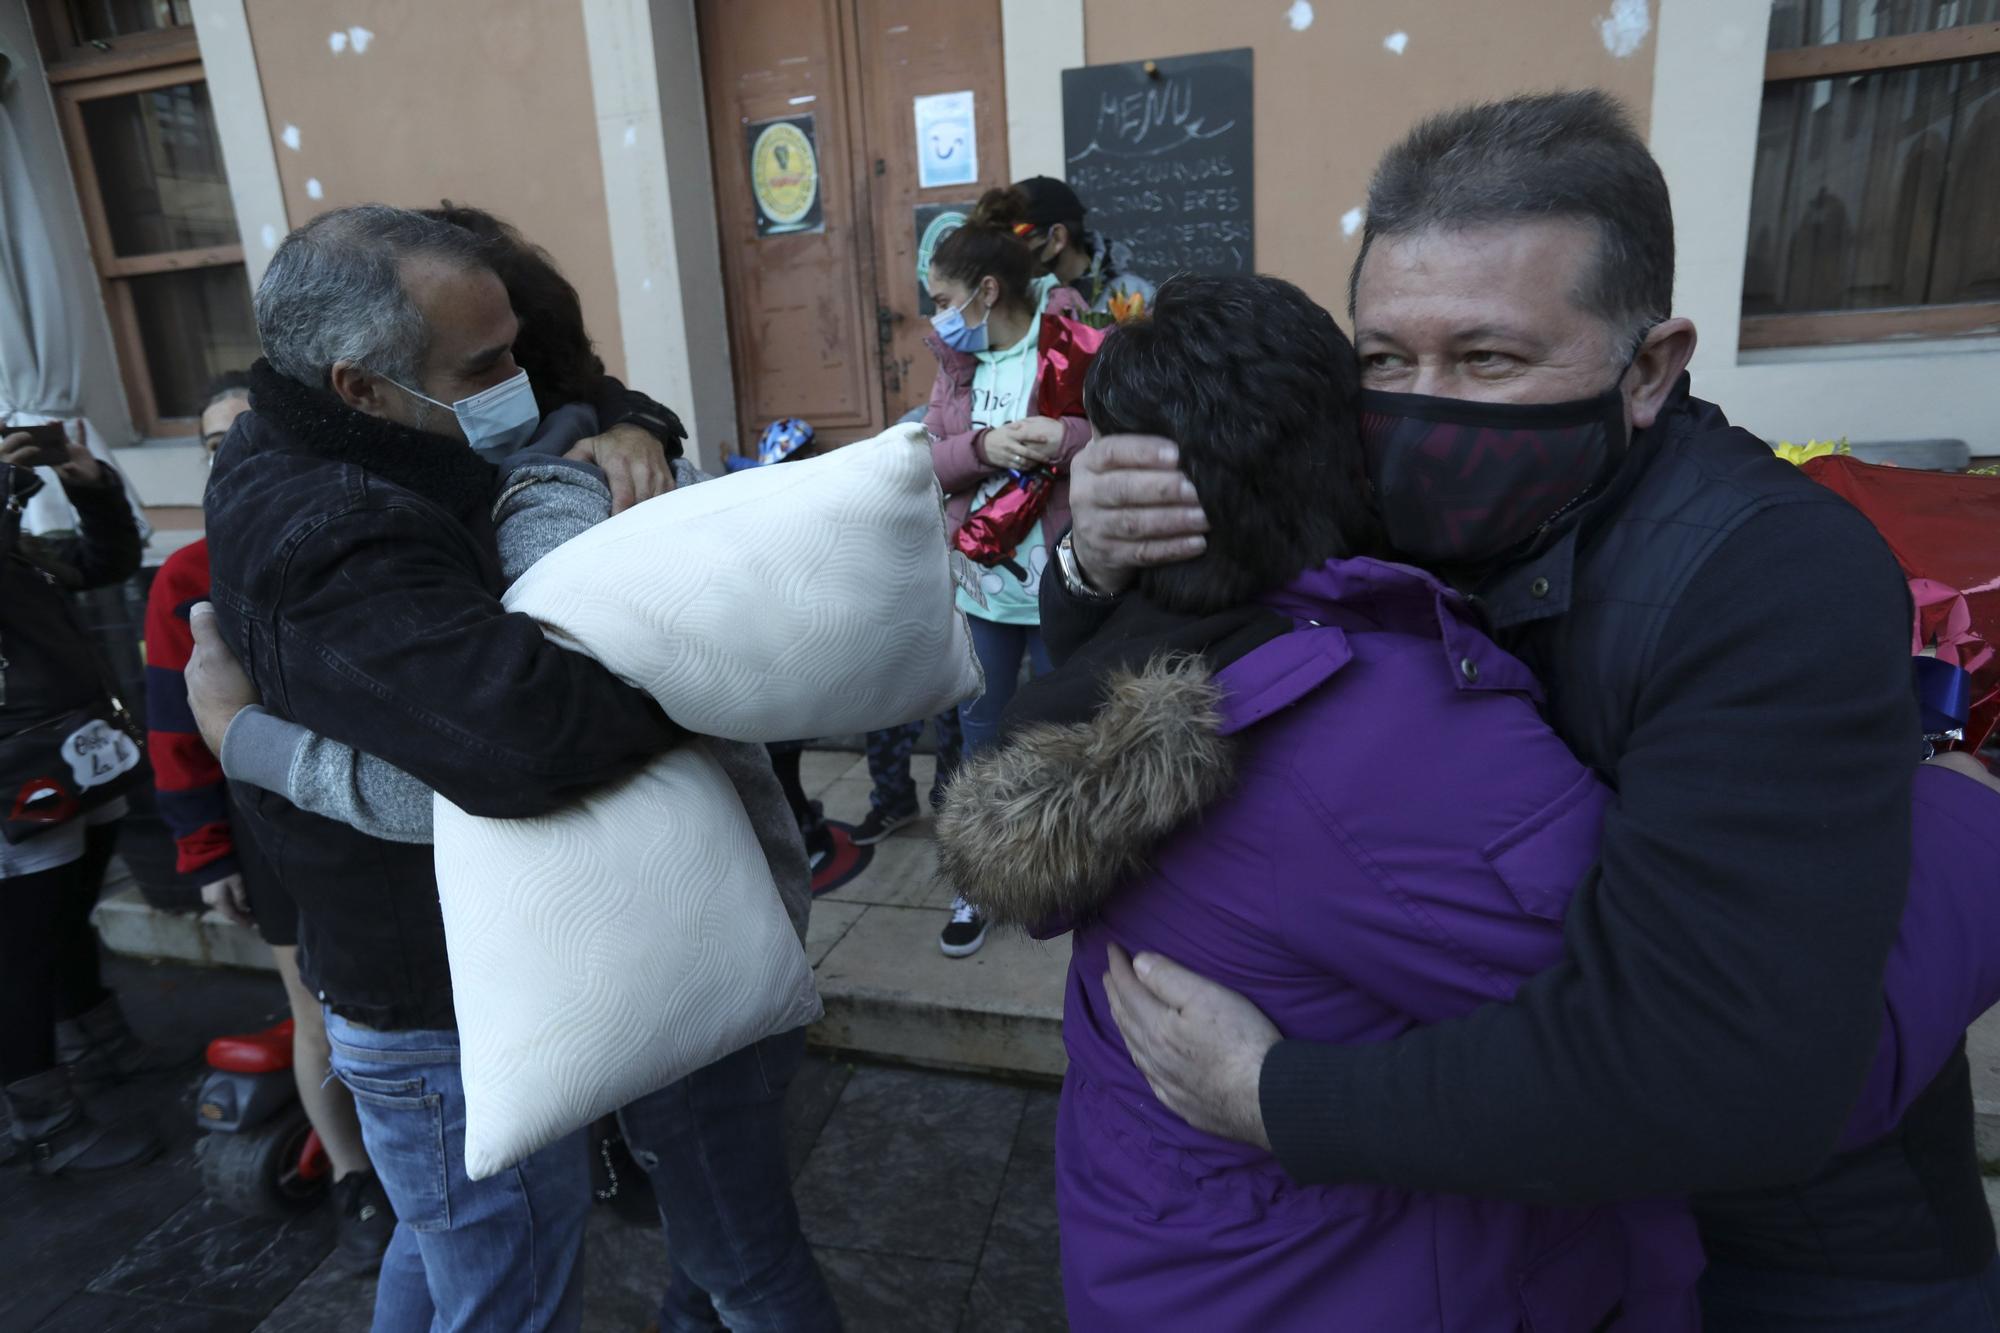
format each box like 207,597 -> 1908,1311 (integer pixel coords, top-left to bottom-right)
939,274 -> 2000,1329
939,274 -> 1711,1330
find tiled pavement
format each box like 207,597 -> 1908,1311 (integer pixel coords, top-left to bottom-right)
3,956 -> 1066,1332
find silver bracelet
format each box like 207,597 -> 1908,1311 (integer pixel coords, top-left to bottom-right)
1057,532 -> 1119,603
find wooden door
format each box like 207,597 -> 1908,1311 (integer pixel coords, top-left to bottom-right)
698,0 -> 1010,448
851,0 -> 1011,415
698,0 -> 880,449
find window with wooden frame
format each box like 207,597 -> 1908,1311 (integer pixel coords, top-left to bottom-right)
32,0 -> 259,436
1742,2 -> 2000,350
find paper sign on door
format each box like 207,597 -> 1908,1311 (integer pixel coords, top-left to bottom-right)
914,91 -> 977,189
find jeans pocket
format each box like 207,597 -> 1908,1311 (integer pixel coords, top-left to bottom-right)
335,1068 -> 451,1231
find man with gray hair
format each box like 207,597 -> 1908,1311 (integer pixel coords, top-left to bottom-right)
1043,92 -> 1999,1326
201,204 -> 683,1330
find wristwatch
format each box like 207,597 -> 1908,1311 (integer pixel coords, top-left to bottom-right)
1056,532 -> 1119,603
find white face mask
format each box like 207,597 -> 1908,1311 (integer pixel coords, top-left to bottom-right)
388,368 -> 540,460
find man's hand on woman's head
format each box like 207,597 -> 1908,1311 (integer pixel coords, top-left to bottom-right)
566,422 -> 676,515
186,603 -> 262,758
1066,434 -> 1209,595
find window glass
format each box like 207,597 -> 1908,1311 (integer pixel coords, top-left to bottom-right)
128,265 -> 259,419
79,80 -> 237,256
1743,57 -> 1998,314
61,0 -> 192,44
1769,0 -> 2000,51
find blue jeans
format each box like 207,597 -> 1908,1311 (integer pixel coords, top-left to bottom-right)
325,1012 -> 589,1333
617,1027 -> 840,1332
958,616 -> 1052,758
1699,1254 -> 2000,1331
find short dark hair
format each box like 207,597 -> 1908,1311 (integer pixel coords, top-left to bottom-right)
203,371 -> 253,411
928,187 -> 1038,310
1351,90 -> 1673,348
1084,274 -> 1380,616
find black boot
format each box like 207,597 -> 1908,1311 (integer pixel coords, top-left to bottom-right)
55,994 -> 182,1088
4,1067 -> 162,1175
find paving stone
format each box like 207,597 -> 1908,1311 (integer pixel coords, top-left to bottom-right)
801,750 -> 866,795
32,1290 -> 261,1332
785,1052 -> 856,1183
89,1193 -> 334,1315
805,899 -> 866,966
963,1090 -> 1067,1332
816,776 -> 875,825
251,1249 -> 374,1332
820,835 -> 952,909
794,1066 -> 1024,1264
814,1244 -> 975,1333
810,905 -> 1069,1078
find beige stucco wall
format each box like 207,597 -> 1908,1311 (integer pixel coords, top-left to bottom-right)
1078,0 -> 1659,315
240,0 -> 626,380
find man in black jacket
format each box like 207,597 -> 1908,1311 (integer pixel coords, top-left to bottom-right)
202,205 -> 681,1331
1045,93 -> 1998,1326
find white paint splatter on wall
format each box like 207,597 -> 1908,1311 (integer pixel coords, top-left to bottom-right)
1285,1 -> 1314,33
329,26 -> 374,55
328,30 -> 347,54
641,277 -> 654,292
623,123 -> 637,148
280,124 -> 301,151
1597,0 -> 1651,57
306,178 -> 324,200
260,224 -> 279,250
1341,207 -> 1365,238
1383,31 -> 1409,54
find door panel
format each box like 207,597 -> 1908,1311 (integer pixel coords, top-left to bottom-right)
698,0 -> 882,449
852,0 -> 1010,415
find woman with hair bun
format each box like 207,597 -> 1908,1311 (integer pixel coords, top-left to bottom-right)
921,186 -> 1092,959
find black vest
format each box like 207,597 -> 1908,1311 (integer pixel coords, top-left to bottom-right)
1488,381 -> 1992,1280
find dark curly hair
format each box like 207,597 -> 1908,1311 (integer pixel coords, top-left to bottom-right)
421,202 -> 604,416
1084,273 -> 1381,615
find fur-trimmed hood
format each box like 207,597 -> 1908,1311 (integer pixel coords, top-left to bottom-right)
936,653 -> 1237,927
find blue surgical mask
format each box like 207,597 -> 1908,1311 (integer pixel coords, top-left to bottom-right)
389,368 -> 541,460
930,291 -> 991,353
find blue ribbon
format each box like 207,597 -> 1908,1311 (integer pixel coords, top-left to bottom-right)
1913,655 -> 1973,736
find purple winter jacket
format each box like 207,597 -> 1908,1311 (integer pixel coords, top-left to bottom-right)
945,557 -> 1707,1330
941,555 -> 2000,1330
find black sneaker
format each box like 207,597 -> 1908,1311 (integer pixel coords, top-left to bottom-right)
332,1170 -> 395,1274
803,820 -> 836,872
852,806 -> 916,846
939,896 -> 989,958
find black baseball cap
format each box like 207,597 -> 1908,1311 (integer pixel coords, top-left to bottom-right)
1014,176 -> 1087,229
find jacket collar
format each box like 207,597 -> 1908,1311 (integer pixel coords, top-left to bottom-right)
1251,557 -> 1543,709
1473,373 -> 1710,633
246,359 -> 497,524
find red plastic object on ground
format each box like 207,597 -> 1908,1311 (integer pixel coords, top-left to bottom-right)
205,1019 -> 296,1074
1804,456 -> 2000,750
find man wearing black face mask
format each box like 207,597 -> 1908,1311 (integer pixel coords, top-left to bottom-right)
1040,92 -> 2000,1326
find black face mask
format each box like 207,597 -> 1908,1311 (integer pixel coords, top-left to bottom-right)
1358,378 -> 1631,570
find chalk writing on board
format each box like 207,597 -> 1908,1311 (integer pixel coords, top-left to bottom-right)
1061,49 -> 1254,279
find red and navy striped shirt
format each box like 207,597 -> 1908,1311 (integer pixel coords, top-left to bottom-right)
143,539 -> 237,883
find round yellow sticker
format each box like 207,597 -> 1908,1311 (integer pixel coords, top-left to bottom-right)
750,121 -> 819,227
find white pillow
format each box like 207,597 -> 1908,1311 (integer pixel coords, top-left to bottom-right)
437,425 -> 983,1179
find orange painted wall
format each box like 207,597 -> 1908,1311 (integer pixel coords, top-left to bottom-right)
242,0 -> 625,379
1081,0 -> 1658,316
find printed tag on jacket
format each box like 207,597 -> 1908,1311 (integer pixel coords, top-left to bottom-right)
62,718 -> 141,791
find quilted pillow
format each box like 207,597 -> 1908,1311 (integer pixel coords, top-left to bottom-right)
436,424 -> 983,1179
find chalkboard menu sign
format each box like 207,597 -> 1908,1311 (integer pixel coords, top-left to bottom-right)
1061,48 -> 1253,282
